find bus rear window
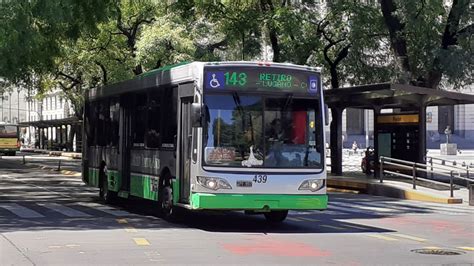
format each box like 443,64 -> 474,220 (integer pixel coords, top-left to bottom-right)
0,126 -> 17,138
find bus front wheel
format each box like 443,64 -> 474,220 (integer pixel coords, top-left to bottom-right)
100,166 -> 116,203
264,210 -> 288,223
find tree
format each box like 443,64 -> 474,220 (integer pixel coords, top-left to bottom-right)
0,0 -> 113,83
380,0 -> 473,89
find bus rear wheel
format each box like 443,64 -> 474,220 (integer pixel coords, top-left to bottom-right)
264,210 -> 288,223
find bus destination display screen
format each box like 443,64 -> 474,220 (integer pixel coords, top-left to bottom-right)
204,67 -> 320,94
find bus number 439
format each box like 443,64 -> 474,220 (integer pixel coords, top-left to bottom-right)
253,174 -> 267,184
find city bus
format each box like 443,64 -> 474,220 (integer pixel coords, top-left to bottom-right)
0,123 -> 20,156
82,61 -> 328,222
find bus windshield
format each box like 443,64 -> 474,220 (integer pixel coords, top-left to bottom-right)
203,93 -> 323,169
0,125 -> 18,138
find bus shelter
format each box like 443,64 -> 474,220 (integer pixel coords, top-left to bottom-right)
324,83 -> 474,176
19,117 -> 82,152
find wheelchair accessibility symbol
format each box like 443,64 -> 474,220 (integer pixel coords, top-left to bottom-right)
205,72 -> 225,89
209,74 -> 220,88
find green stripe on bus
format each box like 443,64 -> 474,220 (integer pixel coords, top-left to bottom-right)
190,193 -> 328,210
130,175 -> 159,201
107,169 -> 121,192
88,168 -> 99,187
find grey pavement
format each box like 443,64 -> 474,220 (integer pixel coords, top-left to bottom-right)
1,158 -> 474,265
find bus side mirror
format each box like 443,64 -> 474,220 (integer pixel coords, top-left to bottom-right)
191,103 -> 202,127
324,104 -> 329,126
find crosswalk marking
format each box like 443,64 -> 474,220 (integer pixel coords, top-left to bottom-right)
0,203 -> 44,218
133,238 -> 150,246
37,202 -> 92,218
116,218 -> 128,224
367,234 -> 398,241
77,202 -> 131,216
287,217 -> 304,222
387,233 -> 426,242
125,227 -> 138,233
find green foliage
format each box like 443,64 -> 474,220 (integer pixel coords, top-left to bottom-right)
0,0 -> 112,82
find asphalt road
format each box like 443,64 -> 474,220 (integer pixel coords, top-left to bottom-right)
1,157 -> 473,265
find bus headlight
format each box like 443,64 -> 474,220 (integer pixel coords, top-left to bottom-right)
197,176 -> 232,190
298,179 -> 325,192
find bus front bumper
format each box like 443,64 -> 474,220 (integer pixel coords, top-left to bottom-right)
190,193 -> 328,210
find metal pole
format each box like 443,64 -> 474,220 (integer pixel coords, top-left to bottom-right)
466,166 -> 470,188
57,159 -> 61,171
412,164 -> 417,189
430,158 -> 433,179
9,92 -> 12,122
365,109 -> 369,149
450,171 -> 454,198
22,155 -> 26,164
17,90 -> 20,123
379,157 -> 384,183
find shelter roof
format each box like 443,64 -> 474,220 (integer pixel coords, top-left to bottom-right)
324,83 -> 474,109
18,117 -> 81,128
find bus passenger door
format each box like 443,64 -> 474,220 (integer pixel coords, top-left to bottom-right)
179,97 -> 193,203
119,96 -> 132,193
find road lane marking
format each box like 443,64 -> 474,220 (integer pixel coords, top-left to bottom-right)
387,233 -> 426,242
424,246 -> 441,249
116,218 -> 128,224
133,238 -> 150,246
457,247 -> 474,251
320,225 -> 345,230
343,224 -> 367,230
37,203 -> 91,218
367,234 -> 399,241
287,217 -> 304,222
297,217 -> 320,222
0,203 -> 44,218
125,227 -> 138,233
77,202 -> 131,216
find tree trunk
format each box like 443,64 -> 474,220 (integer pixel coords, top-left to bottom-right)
330,108 -> 343,175
380,0 -> 412,83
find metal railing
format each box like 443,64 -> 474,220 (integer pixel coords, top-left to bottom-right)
426,156 -> 470,183
380,156 -> 473,198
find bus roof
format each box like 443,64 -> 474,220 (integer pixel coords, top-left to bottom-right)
88,61 -> 321,101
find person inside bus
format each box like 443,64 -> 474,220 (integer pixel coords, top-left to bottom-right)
266,118 -> 287,166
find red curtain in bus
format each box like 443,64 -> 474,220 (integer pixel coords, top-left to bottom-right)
291,111 -> 306,144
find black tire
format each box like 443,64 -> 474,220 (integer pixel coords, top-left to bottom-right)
159,183 -> 175,220
100,166 -> 116,203
264,210 -> 288,223
158,178 -> 182,221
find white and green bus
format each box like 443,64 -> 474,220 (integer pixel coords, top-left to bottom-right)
82,61 -> 327,222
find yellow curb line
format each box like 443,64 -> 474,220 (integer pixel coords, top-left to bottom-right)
457,247 -> 474,251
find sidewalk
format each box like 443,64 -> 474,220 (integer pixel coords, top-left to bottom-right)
328,174 -> 472,206
20,148 -> 82,159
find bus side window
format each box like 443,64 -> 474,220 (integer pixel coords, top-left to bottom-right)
132,93 -> 147,146
161,87 -> 177,147
87,101 -> 98,146
109,99 -> 120,147
146,90 -> 161,148
97,100 -> 109,146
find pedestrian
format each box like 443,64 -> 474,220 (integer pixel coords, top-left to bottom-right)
352,140 -> 358,154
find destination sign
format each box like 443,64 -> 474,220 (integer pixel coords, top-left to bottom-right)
204,66 -> 320,94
